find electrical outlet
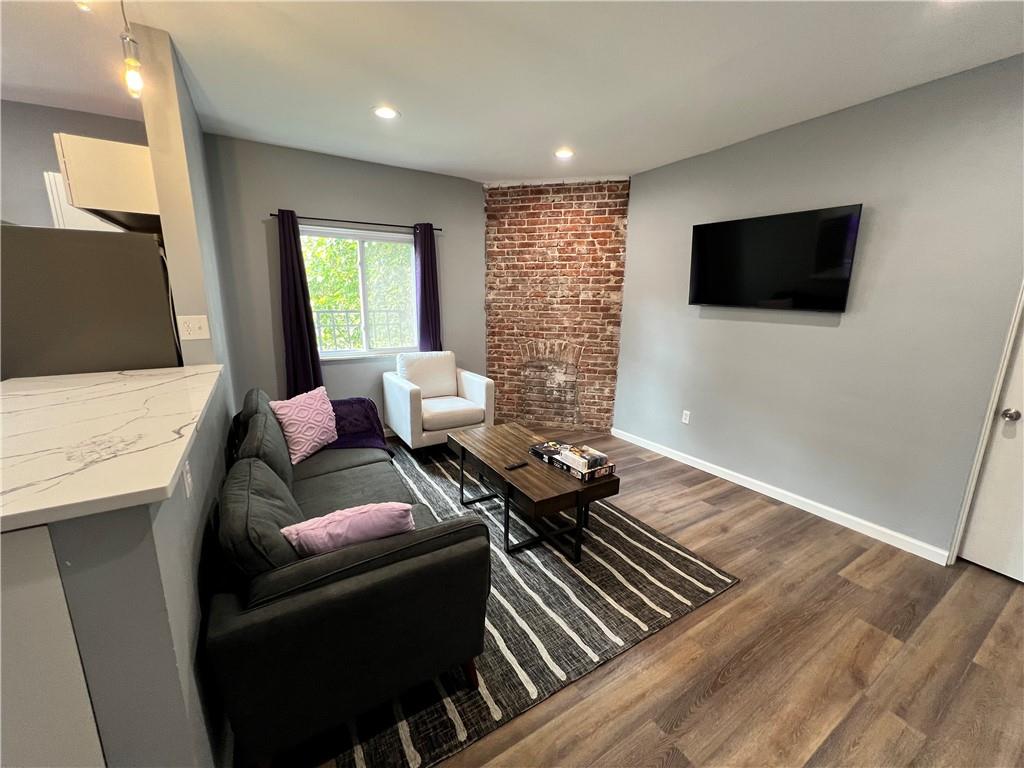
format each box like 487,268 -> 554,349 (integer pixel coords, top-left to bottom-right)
177,314 -> 210,340
183,460 -> 193,499
681,410 -> 691,425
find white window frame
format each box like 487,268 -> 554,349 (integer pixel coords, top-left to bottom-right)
299,225 -> 419,360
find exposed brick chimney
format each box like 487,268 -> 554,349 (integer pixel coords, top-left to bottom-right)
485,180 -> 629,430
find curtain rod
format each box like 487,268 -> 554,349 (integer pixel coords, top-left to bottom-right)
270,213 -> 442,232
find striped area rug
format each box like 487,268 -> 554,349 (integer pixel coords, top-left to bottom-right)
326,445 -> 737,768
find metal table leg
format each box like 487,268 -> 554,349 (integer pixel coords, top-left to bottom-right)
459,446 -> 498,506
504,492 -> 587,564
572,497 -> 586,562
503,481 -> 512,553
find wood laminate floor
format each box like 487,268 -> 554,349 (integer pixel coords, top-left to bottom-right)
437,430 -> 1024,768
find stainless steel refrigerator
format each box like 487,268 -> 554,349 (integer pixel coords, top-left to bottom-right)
1,225 -> 182,379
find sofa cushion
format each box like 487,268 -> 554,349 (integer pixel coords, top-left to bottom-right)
421,396 -> 485,432
292,461 -> 415,520
237,412 -> 293,488
293,447 -> 392,482
397,351 -> 457,399
218,458 -> 303,577
240,387 -> 273,427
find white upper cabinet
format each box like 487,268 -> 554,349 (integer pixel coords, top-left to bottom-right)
54,133 -> 159,216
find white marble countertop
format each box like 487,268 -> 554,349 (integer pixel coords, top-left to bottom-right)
0,365 -> 223,532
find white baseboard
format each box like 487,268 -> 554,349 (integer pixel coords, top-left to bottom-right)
610,427 -> 950,565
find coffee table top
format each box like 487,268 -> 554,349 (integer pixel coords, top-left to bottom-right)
447,423 -> 619,512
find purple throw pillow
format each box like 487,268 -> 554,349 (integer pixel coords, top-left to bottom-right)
280,502 -> 415,556
269,386 -> 339,464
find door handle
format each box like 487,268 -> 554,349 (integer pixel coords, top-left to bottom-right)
1001,408 -> 1022,422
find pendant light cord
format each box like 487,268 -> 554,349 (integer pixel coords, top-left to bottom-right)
120,0 -> 131,35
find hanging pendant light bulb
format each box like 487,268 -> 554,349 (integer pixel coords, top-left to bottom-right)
119,0 -> 142,99
121,32 -> 143,99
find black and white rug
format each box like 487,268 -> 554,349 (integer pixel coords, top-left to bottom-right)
322,445 -> 737,768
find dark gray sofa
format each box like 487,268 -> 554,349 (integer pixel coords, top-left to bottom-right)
206,389 -> 491,762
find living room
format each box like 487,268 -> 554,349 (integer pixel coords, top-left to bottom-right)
1,2 -> 1022,767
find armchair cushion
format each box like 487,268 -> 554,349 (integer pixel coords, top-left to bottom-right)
421,396 -> 485,431
219,458 -> 302,577
397,351 -> 457,399
291,461 -> 415,519
237,412 -> 293,488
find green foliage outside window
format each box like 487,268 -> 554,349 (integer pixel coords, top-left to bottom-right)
302,236 -> 360,311
301,234 -> 416,353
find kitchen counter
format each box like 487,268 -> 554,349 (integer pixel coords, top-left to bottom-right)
0,365 -> 222,532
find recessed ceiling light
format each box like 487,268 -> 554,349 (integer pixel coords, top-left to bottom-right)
75,1 -> 91,10
373,106 -> 400,120
554,147 -> 575,160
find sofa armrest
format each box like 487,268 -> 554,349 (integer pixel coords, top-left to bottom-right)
245,513 -> 487,607
383,371 -> 422,445
456,368 -> 494,425
206,521 -> 491,759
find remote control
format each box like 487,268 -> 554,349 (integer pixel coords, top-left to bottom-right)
504,461 -> 528,471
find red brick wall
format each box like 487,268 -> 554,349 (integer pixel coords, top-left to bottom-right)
485,180 -> 629,430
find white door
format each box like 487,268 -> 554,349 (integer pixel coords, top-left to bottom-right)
960,316 -> 1023,581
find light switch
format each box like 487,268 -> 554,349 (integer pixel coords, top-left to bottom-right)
177,315 -> 210,340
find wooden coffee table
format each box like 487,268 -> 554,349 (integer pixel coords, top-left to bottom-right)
446,423 -> 620,563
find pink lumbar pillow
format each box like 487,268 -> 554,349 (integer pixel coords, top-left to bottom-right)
281,502 -> 415,556
269,386 -> 339,464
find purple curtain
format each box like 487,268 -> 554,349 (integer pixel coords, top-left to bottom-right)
414,223 -> 442,351
278,209 -> 323,397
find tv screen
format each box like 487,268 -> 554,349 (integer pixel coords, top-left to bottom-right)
689,204 -> 862,313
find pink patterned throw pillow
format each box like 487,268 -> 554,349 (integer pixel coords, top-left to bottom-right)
269,386 -> 339,464
281,502 -> 415,555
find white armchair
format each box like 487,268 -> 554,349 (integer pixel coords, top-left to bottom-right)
383,351 -> 495,449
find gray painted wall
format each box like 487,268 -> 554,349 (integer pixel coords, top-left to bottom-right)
204,134 -> 486,407
615,56 -> 1023,551
135,25 -> 237,397
0,100 -> 146,227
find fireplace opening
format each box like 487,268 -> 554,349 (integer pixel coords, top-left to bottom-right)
518,340 -> 584,428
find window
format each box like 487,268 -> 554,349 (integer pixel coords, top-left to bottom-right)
300,226 -> 418,357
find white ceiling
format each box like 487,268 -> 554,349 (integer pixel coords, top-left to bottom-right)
3,1 -> 1022,182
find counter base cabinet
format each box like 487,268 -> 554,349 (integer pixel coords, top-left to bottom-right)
51,507 -> 202,767
1,526 -> 105,767
0,365 -> 228,767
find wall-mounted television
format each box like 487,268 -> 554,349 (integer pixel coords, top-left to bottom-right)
689,204 -> 863,313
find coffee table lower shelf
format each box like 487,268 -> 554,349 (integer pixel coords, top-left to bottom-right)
457,448 -> 589,564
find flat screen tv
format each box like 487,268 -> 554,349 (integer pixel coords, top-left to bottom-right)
689,204 -> 862,313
